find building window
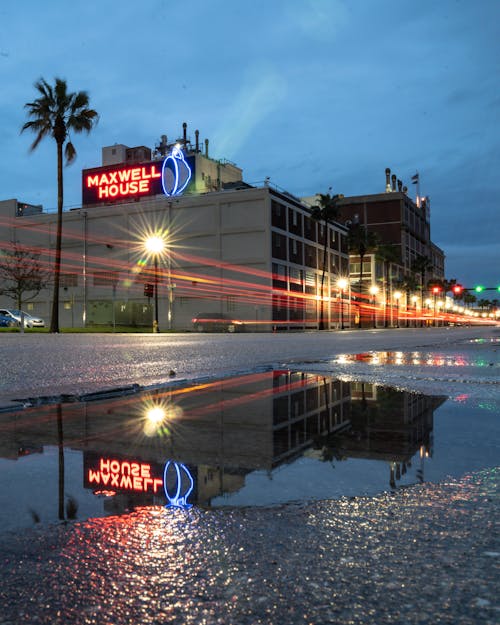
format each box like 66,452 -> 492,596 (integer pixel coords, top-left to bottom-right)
272,231 -> 287,260
93,271 -> 119,287
289,268 -> 303,292
305,271 -> 316,294
60,273 -> 78,288
227,296 -> 236,311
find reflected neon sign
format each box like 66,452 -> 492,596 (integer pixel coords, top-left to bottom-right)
85,456 -> 164,494
84,453 -> 195,509
163,460 -> 194,509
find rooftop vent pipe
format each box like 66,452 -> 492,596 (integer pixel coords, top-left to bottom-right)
205,138 -> 209,158
391,174 -> 397,192
385,168 -> 391,192
182,122 -> 187,145
195,129 -> 199,152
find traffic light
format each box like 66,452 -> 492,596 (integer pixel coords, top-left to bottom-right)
144,283 -> 154,298
452,284 -> 463,295
431,286 -> 441,294
474,285 -> 484,293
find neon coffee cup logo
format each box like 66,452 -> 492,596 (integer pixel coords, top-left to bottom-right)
163,460 -> 194,509
161,145 -> 192,197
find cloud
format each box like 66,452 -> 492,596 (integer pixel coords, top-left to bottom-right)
211,65 -> 287,160
286,0 -> 349,41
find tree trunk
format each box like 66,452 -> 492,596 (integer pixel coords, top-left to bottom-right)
50,140 -> 63,333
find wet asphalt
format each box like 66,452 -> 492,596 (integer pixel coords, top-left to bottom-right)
0,327 -> 498,623
0,470 -> 498,624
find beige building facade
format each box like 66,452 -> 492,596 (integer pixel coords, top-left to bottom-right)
0,139 -> 349,331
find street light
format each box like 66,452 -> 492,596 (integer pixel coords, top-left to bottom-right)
337,278 -> 348,330
369,285 -> 379,328
393,291 -> 402,328
144,235 -> 166,332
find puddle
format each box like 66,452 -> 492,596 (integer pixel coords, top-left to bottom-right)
0,370 -> 498,532
335,349 -> 498,368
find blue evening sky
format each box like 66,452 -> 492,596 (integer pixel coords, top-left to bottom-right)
1,0 -> 498,289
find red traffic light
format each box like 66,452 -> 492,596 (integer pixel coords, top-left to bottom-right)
452,284 -> 463,295
432,286 -> 441,294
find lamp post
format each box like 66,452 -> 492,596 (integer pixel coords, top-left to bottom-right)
425,298 -> 432,327
394,291 -> 402,328
369,285 -> 379,328
411,295 -> 418,328
145,235 -> 166,333
337,278 -> 348,330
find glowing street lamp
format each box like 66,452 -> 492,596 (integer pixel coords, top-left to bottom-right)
369,285 -> 379,328
337,278 -> 348,330
145,235 -> 166,332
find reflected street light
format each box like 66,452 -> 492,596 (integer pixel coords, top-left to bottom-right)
145,235 -> 166,332
337,278 -> 348,330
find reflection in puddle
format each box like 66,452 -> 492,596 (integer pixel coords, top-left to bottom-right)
0,369 -> 495,531
336,351 -> 480,367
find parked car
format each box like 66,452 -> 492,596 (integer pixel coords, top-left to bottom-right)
192,312 -> 245,333
0,313 -> 16,328
0,309 -> 45,328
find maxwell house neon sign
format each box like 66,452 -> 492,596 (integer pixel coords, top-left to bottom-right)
84,453 -> 195,510
82,146 -> 193,205
84,454 -> 164,494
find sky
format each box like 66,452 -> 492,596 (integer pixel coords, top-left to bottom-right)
0,0 -> 498,289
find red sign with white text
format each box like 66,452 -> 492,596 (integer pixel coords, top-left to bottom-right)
83,452 -> 164,494
82,160 -> 163,205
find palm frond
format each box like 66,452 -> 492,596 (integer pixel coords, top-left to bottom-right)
65,141 -> 76,164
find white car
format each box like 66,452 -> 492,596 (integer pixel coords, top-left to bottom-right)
0,309 -> 45,328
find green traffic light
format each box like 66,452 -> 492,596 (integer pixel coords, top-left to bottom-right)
475,285 -> 484,293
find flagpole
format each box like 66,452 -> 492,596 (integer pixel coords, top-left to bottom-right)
412,171 -> 420,207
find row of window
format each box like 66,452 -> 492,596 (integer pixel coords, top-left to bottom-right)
272,231 -> 347,271
271,199 -> 346,252
59,272 -> 120,288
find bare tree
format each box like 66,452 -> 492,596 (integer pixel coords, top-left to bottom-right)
0,243 -> 51,309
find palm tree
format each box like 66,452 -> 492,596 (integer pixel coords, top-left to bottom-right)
22,77 -> 98,332
376,244 -> 400,327
311,192 -> 342,330
463,292 -> 477,309
477,299 -> 491,312
394,273 -> 420,327
411,254 -> 433,296
347,224 -> 378,328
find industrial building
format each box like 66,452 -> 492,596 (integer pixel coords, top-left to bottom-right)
0,124 -> 350,331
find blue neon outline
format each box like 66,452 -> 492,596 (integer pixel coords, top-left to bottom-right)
163,460 -> 194,509
161,146 -> 192,197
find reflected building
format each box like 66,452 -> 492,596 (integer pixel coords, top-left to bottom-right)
0,373 -> 446,518
313,382 -> 446,489
0,371 -> 352,512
